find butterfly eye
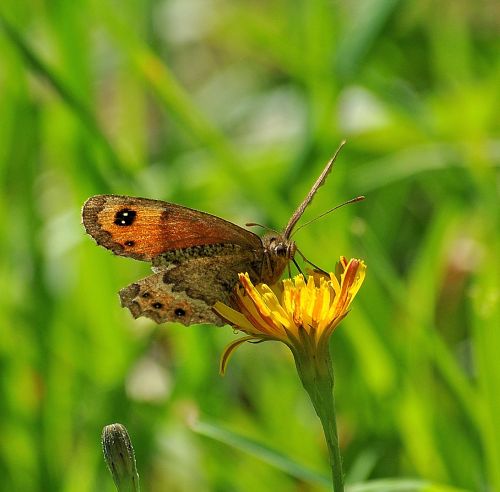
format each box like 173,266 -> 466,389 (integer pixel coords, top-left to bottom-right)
275,244 -> 287,256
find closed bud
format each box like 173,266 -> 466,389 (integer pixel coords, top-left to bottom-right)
102,423 -> 140,492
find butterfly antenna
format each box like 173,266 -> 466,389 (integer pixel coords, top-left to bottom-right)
246,222 -> 279,234
290,195 -> 365,238
283,140 -> 347,238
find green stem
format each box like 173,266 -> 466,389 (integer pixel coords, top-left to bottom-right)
292,341 -> 344,492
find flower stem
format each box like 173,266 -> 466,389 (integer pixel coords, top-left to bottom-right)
292,342 -> 344,492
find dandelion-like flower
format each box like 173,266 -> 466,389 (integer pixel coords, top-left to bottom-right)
214,256 -> 366,492
214,256 -> 366,374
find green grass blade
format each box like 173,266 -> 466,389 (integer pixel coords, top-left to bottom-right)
191,419 -> 331,487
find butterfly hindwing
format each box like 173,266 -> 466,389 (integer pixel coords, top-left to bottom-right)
119,272 -> 224,326
120,247 -> 263,326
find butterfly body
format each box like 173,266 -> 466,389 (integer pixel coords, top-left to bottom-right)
82,142 -> 351,326
82,195 -> 294,325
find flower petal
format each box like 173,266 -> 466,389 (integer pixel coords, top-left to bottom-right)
219,336 -> 258,375
213,301 -> 257,332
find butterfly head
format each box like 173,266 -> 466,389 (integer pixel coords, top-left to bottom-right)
263,233 -> 296,259
259,233 -> 296,284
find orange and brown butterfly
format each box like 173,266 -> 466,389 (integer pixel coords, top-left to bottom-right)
82,141 -> 360,326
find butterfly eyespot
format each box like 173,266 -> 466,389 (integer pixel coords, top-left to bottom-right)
174,308 -> 186,317
114,208 -> 137,226
152,302 -> 163,309
124,240 -> 135,247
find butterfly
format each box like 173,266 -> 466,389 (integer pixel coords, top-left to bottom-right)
82,142 -> 361,326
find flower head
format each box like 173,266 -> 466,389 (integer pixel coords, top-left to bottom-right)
214,257 -> 366,374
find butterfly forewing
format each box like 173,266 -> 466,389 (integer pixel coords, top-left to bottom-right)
82,195 -> 263,261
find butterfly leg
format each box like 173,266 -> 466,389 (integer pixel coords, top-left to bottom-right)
295,247 -> 328,275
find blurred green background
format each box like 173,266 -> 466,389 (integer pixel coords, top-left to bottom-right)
0,0 -> 498,491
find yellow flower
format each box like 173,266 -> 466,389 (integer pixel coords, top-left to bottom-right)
214,257 -> 366,374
